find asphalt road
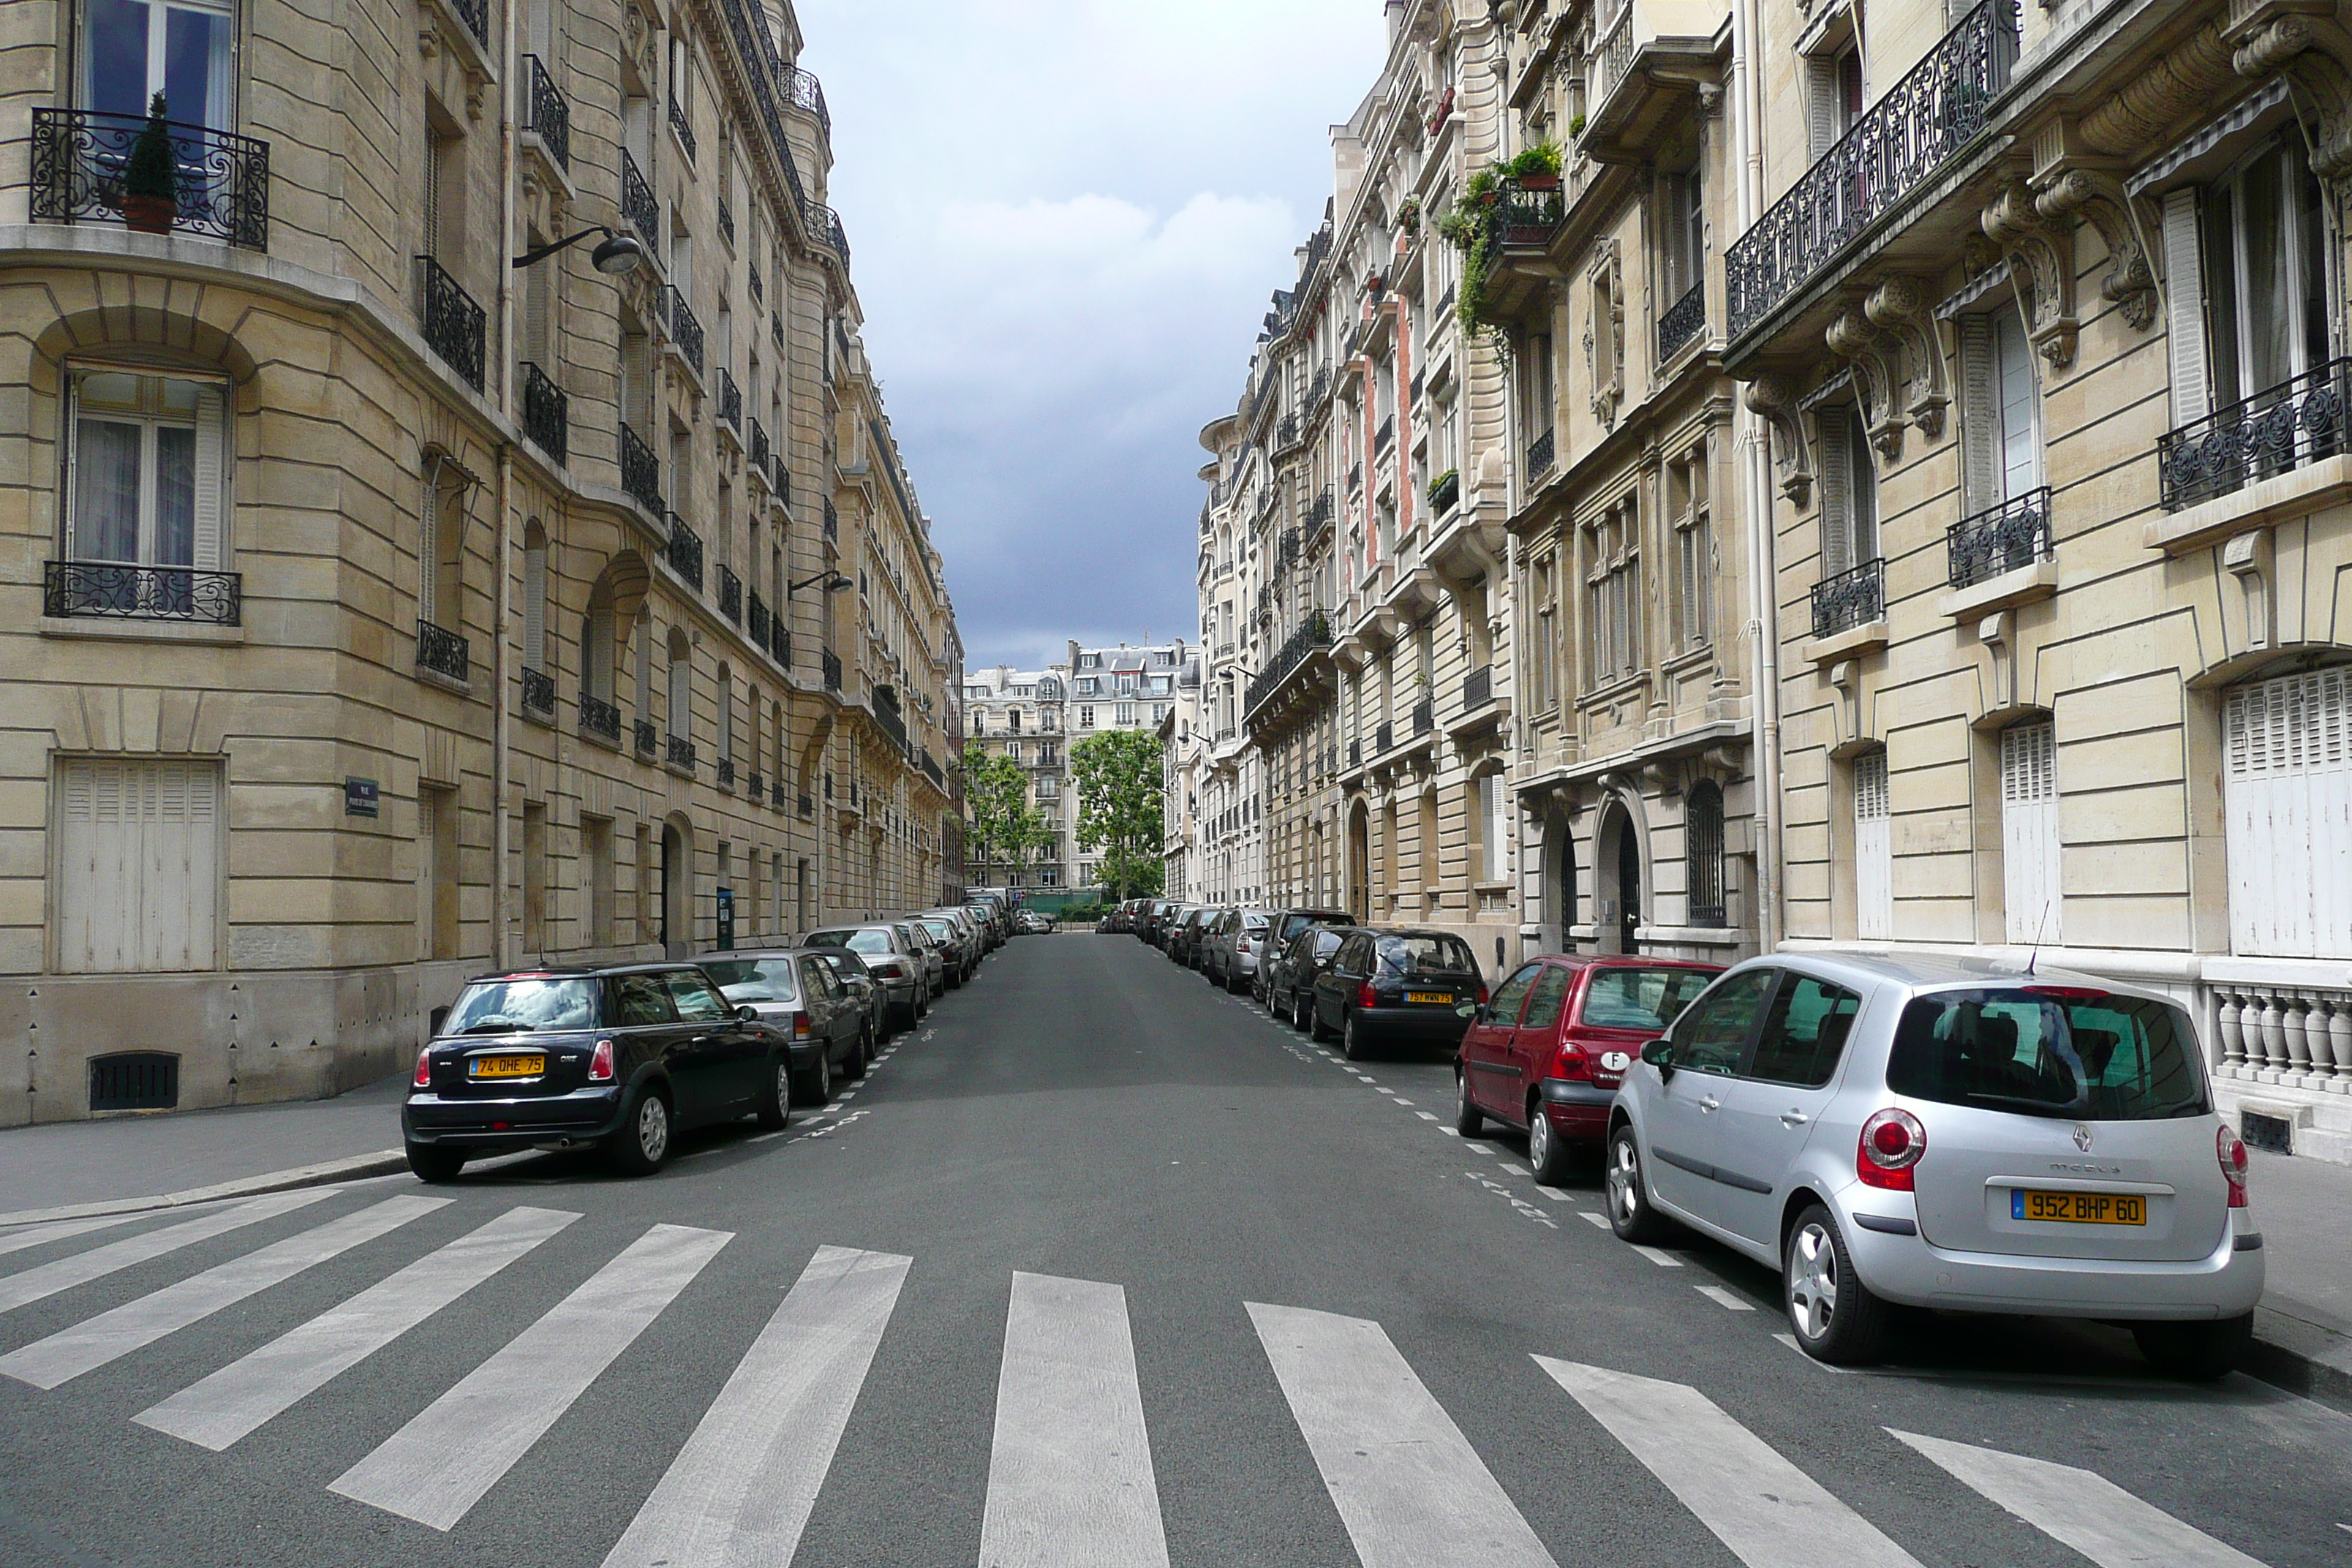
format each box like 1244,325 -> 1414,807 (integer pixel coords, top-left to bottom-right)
1,934 -> 2348,1567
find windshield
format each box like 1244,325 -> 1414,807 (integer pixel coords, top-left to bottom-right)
1886,987 -> 2209,1121
698,957 -> 799,1005
810,929 -> 896,956
1580,968 -> 1719,1032
443,978 -> 598,1035
1373,935 -> 1477,976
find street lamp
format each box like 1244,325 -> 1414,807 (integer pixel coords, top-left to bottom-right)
512,225 -> 644,274
790,572 -> 855,595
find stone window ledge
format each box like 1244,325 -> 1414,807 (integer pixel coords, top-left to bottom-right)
2144,454 -> 2352,557
40,616 -> 244,646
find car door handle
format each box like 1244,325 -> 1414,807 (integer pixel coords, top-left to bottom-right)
1779,1110 -> 1811,1127
1698,1094 -> 1721,1112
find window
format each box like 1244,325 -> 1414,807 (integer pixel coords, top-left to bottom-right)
1661,169 -> 1704,304
1668,969 -> 1776,1074
2000,718 -> 2061,946
81,0 -> 234,129
1816,405 -> 1878,577
1686,780 -> 1726,927
1749,976 -> 1861,1088
1520,966 -> 1574,1032
66,369 -> 227,587
1531,555 -> 1558,711
1476,769 -> 1507,883
1581,967 -> 1718,1031
1959,306 -> 2040,513
1585,498 -> 1640,685
584,815 -> 614,946
2189,138 -> 2330,421
1667,449 -> 1711,651
420,463 -> 464,635
1805,39 -> 1865,159
1487,962 -> 1543,1024
1116,703 -> 1136,725
1853,750 -> 1893,941
1521,333 -> 1553,445
1888,989 -> 2207,1121
56,758 -> 219,971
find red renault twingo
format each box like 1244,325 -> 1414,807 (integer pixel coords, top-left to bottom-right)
1455,955 -> 1722,1181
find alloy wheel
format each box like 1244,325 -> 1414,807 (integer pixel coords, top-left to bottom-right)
1787,1221 -> 1839,1343
636,1093 -> 671,1164
1529,1107 -> 1555,1173
1606,1137 -> 1640,1226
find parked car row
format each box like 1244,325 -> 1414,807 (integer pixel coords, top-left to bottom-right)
401,892 -> 1024,1184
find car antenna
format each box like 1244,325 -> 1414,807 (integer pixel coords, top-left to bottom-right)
2024,900 -> 2052,976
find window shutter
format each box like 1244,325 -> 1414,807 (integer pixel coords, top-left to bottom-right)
523,545 -> 546,670
2001,720 -> 2062,945
1817,410 -> 1852,576
2224,668 -> 2352,957
189,388 -> 227,571
2163,189 -> 2209,428
525,263 -> 554,367
1959,316 -> 1997,513
1854,751 -> 1893,940
1806,55 -> 1840,158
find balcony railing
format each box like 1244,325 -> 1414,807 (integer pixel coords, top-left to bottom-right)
1411,698 -> 1434,736
1348,739 -> 1362,770
1726,0 -> 2019,339
787,67 -> 832,133
1496,175 -> 1567,249
521,666 -> 556,720
1376,416 -> 1395,453
748,263 -> 763,306
635,719 -> 658,759
922,750 -> 946,791
717,757 -> 736,790
416,618 -> 470,682
519,361 -> 567,464
416,256 -> 486,393
718,565 -> 742,623
822,649 -> 843,691
1245,612 -> 1333,716
667,734 -> 696,773
1594,2 -> 1637,110
1946,486 -> 2053,588
446,0 -> 488,46
1810,557 -> 1886,640
1526,428 -> 1556,479
717,368 -> 742,431
746,769 -> 764,800
2158,358 -> 2352,511
717,198 -> 734,246
1375,720 -> 1395,755
1349,462 -> 1363,494
44,560 -> 241,625
620,148 -> 658,241
749,418 -> 770,484
620,423 -> 661,515
1658,281 -> 1706,361
665,513 -> 704,590
1277,412 -> 1299,448
748,591 -> 771,649
522,56 -> 569,172
773,619 -> 791,666
774,779 -> 791,809
1462,663 -> 1493,712
29,108 -> 270,250
804,200 -> 849,265
1304,487 -> 1335,549
1428,469 -> 1460,516
664,287 -> 705,377
872,698 -> 908,753
668,91 -> 696,162
823,497 -> 839,540
580,692 -> 622,745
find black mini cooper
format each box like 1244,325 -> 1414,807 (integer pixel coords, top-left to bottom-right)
402,963 -> 796,1181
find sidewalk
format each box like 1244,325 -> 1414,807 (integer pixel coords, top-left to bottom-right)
2242,1148 -> 2352,1403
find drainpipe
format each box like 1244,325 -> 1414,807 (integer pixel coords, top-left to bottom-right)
491,0 -> 519,969
1733,0 -> 1782,953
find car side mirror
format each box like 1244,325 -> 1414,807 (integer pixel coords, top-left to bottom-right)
738,1004 -> 761,1022
1640,1038 -> 1674,1078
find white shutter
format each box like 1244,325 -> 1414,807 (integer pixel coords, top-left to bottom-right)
2163,189 -> 2209,429
59,758 -> 217,973
1806,55 -> 1840,158
191,388 -> 225,570
1817,411 -> 1852,576
1855,751 -> 1893,940
418,486 -> 438,626
523,543 -> 546,671
524,263 -> 554,367
2225,668 -> 2352,958
1959,316 -> 1997,514
2001,720 -> 2062,945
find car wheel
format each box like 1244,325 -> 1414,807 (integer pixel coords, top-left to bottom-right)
1308,998 -> 1333,1043
843,1030 -> 869,1081
1341,1009 -> 1367,1062
1784,1204 -> 1888,1365
755,1055 -> 791,1130
606,1087 -> 672,1177
793,1047 -> 832,1107
1454,1071 -> 1483,1137
1291,993 -> 1311,1032
1527,1103 -> 1571,1182
2133,1314 -> 2253,1380
1605,1125 -> 1673,1244
405,1142 -> 465,1183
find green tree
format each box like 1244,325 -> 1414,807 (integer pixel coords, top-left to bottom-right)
1070,728 -> 1166,900
962,744 -> 1051,883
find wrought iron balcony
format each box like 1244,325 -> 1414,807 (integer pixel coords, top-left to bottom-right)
717,756 -> 736,789
748,591 -> 771,649
635,719 -> 659,758
1375,720 -> 1395,754
580,692 -> 622,745
665,513 -> 704,590
718,369 -> 742,431
1349,462 -> 1363,495
620,148 -> 658,241
804,200 -> 849,265
1496,175 -> 1567,249
774,779 -> 791,809
749,418 -> 770,483
717,198 -> 734,246
719,565 -> 742,623
823,497 -> 839,540
772,312 -> 786,353
872,696 -> 908,753
1411,698 -> 1433,736
1726,0 -> 2018,340
416,256 -> 485,392
667,734 -> 696,772
1244,612 -> 1333,717
1376,416 -> 1395,453
1348,739 -> 1362,769
446,0 -> 488,46
521,666 -> 555,720
1658,281 -> 1706,361
2158,358 -> 2351,511
822,649 -> 843,691
1277,412 -> 1298,448
523,56 -> 569,172
1428,470 -> 1460,516
1409,369 -> 1425,406
773,619 -> 791,666
29,108 -> 270,249
1594,2 -> 1637,115
746,769 -> 764,799
922,750 -> 946,791
1810,557 -> 1886,640
620,423 -> 661,515
788,67 -> 831,133
1946,486 -> 2053,588
668,91 -> 696,162
1304,487 -> 1335,549
663,287 -> 705,377
44,560 -> 241,625
415,618 -> 470,682
1462,663 -> 1493,712
1526,428 -> 1556,479
748,263 -> 763,306
519,361 -> 566,464
799,791 -> 815,818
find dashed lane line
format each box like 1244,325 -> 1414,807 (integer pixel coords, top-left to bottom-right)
1631,1245 -> 1684,1268
1695,1285 -> 1757,1313
1580,1212 -> 1613,1230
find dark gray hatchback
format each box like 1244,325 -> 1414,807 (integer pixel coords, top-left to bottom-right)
402,964 -> 791,1182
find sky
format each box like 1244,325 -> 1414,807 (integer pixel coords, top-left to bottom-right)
795,0 -> 1390,674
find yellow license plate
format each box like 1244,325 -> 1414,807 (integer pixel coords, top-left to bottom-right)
1406,992 -> 1453,1005
2012,1189 -> 2145,1225
470,1055 -> 546,1079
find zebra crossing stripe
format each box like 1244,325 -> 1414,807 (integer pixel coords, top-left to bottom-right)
330,1222 -> 731,1531
0,1213 -> 147,1259
979,1273 -> 1170,1568
1534,1359 -> 1923,1568
1249,1303 -> 1558,1568
1888,1429 -> 2272,1568
0,1189 -> 336,1316
135,1205 -> 581,1451
0,1196 -> 448,1390
600,1245 -> 911,1568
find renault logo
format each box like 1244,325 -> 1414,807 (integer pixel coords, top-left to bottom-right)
2073,1123 -> 2095,1153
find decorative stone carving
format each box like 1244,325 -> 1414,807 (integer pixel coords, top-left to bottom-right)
1863,276 -> 1948,438
1744,373 -> 1812,508
2228,9 -> 2352,179
2033,167 -> 2157,330
2080,21 -> 2236,157
1825,306 -> 1907,461
1981,178 -> 2078,369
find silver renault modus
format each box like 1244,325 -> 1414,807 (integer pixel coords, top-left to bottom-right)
1605,952 -> 2263,1376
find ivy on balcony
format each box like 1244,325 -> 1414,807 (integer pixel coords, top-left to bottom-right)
1435,141 -> 1562,336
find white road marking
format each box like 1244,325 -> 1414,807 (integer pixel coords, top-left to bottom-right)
1695,1285 -> 1756,1313
1773,1333 -> 1853,1371
1888,1430 -> 2272,1568
1376,1088 -> 1396,1096
1249,1302 -> 1557,1568
0,1189 -> 337,1316
979,1272 -> 1170,1568
1580,1212 -> 1613,1229
1535,1186 -> 1575,1203
0,1196 -> 447,1390
1394,1099 -> 1415,1107
1631,1246 -> 1684,1268
1417,1112 -> 1441,1121
0,1213 -> 148,1258
137,1205 -> 578,1450
330,1223 -> 731,1531
1537,1359 -> 1923,1568
602,1245 -> 911,1568
1440,1128 -> 1460,1137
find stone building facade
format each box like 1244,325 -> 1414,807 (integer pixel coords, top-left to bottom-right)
1,0 -> 958,1121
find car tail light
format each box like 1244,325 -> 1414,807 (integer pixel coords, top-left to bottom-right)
2024,984 -> 2110,1003
413,1049 -> 433,1088
2217,1123 -> 2250,1208
1553,1043 -> 1591,1081
1857,1107 -> 1926,1191
1477,983 -> 1490,1006
588,1039 -> 616,1082
792,1010 -> 813,1041
1357,981 -> 1379,1009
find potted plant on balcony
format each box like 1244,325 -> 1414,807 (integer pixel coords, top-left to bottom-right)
1507,140 -> 1564,191
1397,195 -> 1422,234
121,92 -> 179,234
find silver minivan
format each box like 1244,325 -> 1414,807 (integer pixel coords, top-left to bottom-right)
1605,952 -> 2261,1376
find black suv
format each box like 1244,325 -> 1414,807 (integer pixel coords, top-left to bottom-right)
402,963 -> 790,1182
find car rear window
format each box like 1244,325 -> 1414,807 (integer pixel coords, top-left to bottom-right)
810,929 -> 895,956
919,919 -> 955,941
1886,987 -> 2209,1120
1580,968 -> 1719,1032
1373,935 -> 1477,976
444,978 -> 599,1034
1243,914 -> 1270,931
700,957 -> 799,1005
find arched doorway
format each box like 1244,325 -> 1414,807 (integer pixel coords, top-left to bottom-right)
1544,802 -> 1578,953
1595,799 -> 1642,954
660,815 -> 693,958
1347,799 -> 1371,921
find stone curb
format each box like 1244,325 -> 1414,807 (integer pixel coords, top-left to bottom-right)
0,1150 -> 411,1229
2247,1305 -> 2352,1411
